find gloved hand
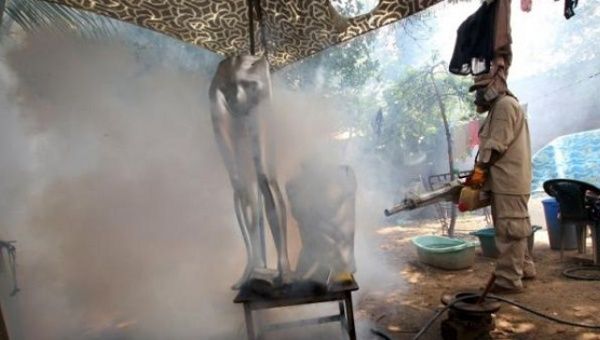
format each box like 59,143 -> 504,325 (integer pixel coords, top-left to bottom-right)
465,165 -> 487,189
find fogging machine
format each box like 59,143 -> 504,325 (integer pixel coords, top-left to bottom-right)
384,178 -> 490,217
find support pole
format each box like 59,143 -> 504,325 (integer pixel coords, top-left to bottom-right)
254,0 -> 269,57
246,0 -> 255,55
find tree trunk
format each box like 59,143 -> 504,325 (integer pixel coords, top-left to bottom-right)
429,70 -> 457,237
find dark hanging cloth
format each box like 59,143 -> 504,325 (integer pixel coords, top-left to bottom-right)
468,0 -> 512,98
449,1 -> 497,76
564,0 -> 578,19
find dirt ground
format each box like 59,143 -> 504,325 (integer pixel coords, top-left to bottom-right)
355,210 -> 600,340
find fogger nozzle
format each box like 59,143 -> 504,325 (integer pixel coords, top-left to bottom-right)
384,179 -> 463,217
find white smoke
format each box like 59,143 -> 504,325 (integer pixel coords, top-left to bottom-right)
0,33 -> 246,339
0,32 -> 400,339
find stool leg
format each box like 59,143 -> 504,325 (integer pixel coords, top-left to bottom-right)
343,292 -> 356,340
560,222 -> 565,262
576,223 -> 586,254
592,226 -> 599,265
584,223 -> 589,255
244,304 -> 256,340
338,301 -> 346,334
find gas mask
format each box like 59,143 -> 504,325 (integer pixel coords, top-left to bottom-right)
474,85 -> 501,112
475,86 -> 499,104
470,58 -> 508,111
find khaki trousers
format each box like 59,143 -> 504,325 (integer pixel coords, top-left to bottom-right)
491,193 -> 536,289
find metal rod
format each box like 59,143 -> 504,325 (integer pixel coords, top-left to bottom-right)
254,0 -> 269,59
478,273 -> 496,304
246,0 -> 255,55
263,314 -> 342,332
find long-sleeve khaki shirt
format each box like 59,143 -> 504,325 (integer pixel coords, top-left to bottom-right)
478,95 -> 532,195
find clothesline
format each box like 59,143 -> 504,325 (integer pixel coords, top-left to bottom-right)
525,71 -> 600,104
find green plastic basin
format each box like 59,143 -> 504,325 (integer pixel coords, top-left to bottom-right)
411,235 -> 478,270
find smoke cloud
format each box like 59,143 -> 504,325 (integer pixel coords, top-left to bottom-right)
0,33 -> 247,339
0,31 -> 398,339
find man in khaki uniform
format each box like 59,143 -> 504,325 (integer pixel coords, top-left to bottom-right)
469,84 -> 536,293
463,0 -> 535,293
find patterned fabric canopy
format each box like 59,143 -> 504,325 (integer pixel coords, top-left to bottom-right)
531,129 -> 600,193
38,0 -> 441,69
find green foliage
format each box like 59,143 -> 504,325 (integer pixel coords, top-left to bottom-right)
380,61 -> 476,160
2,0 -> 115,38
278,1 -> 477,166
280,32 -> 379,96
279,0 -> 382,97
278,30 -> 382,139
280,36 -> 477,167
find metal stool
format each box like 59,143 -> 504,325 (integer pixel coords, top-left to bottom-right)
234,279 -> 358,340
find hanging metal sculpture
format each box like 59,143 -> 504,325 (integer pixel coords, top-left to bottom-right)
209,55 -> 290,289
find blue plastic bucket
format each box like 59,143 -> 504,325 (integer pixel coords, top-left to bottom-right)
542,198 -> 577,250
469,228 -> 499,258
470,226 -> 542,258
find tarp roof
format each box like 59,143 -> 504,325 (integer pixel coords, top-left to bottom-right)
39,0 -> 442,69
531,129 -> 600,193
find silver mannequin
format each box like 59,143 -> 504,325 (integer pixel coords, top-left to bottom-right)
209,55 -> 291,289
286,161 -> 357,285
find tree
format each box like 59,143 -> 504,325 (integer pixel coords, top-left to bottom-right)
380,56 -> 476,235
277,14 -> 383,140
380,59 -> 475,154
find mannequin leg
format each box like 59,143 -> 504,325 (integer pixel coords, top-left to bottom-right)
231,187 -> 263,289
258,174 -> 291,283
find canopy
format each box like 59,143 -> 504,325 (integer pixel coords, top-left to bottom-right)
38,0 -> 441,69
531,129 -> 600,193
